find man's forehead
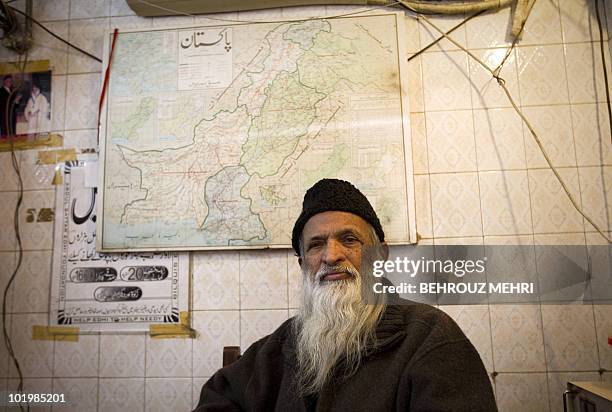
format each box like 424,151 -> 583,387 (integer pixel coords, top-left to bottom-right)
302,211 -> 371,239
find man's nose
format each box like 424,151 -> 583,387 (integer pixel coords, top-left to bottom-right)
321,239 -> 345,266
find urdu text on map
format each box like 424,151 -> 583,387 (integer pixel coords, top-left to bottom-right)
99,12 -> 415,251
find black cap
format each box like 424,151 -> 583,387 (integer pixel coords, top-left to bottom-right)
291,179 -> 385,255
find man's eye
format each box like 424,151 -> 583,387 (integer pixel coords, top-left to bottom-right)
343,236 -> 359,244
308,241 -> 323,250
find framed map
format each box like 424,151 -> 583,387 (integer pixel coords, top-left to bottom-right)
98,12 -> 416,251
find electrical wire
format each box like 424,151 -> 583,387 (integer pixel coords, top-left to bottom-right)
7,4 -> 102,63
401,2 -> 612,243
407,9 -> 485,62
1,50 -> 30,412
594,0 -> 612,144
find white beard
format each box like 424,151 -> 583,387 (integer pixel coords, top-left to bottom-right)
293,262 -> 386,396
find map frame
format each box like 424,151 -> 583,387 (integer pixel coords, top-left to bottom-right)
98,11 -> 417,252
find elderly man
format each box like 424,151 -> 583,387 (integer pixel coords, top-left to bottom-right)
195,179 -> 497,411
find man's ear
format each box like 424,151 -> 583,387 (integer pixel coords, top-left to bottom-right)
381,243 -> 389,260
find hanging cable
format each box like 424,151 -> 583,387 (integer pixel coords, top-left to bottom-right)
7,4 -> 101,63
594,0 -> 612,144
407,10 -> 485,62
1,50 -> 30,412
400,2 -> 612,243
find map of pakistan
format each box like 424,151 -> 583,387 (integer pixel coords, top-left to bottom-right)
99,13 -> 416,251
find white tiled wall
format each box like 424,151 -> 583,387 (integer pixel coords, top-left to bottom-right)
0,1 -> 610,411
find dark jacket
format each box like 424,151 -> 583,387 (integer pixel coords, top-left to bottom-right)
195,302 -> 498,411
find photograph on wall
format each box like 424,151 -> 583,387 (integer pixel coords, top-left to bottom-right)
0,60 -> 52,139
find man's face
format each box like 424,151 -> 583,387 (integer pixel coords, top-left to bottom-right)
3,78 -> 12,88
299,211 -> 372,281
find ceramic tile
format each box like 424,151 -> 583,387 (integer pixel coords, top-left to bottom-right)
236,8 -> 282,22
0,309 -> 11,377
50,74 -> 67,132
473,108 -> 526,171
406,57 -> 424,113
430,172 -> 483,238
414,175 -> 433,239
495,373 -> 549,412
192,251 -> 240,310
605,372 -> 612,382
468,48 -> 521,110
17,150 -> 55,191
12,250 -> 52,313
19,190 -> 54,251
547,372 -> 602,412
32,0 -> 70,21
239,250 -> 287,309
418,13 -> 467,52
585,233 -> 612,302
534,233 -> 590,303
111,0 -> 136,17
240,309 -> 288,351
65,73 -> 101,130
541,305 -> 599,371
68,18 -> 109,74
7,378 -> 52,411
0,191 -> 17,250
9,313 -> 54,378
287,250 -> 302,309
192,310 -> 239,377
433,238 -> 487,305
484,235 -> 538,304
404,11 -> 421,54
192,377 -> 208,410
528,168 -> 584,234
151,16 -> 195,28
422,51 -> 472,111
571,103 -> 612,166
607,1 -> 612,41
578,166 -> 612,233
62,129 -> 98,150
466,7 -> 513,49
517,45 -> 569,106
0,153 -> 19,192
490,305 -> 546,371
28,22 -> 68,75
519,0 -> 563,45
565,42 -> 612,104
426,110 -> 477,173
70,0 -> 110,19
146,335 -> 192,377
99,334 -> 145,378
479,171 -> 533,236
439,305 -> 493,371
52,377 -> 98,411
53,334 -> 99,377
98,378 -> 144,412
559,0 -> 607,43
109,15 -> 154,31
145,378 -> 192,412
409,112 -> 427,173
593,304 -> 612,369
281,5 -> 325,19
